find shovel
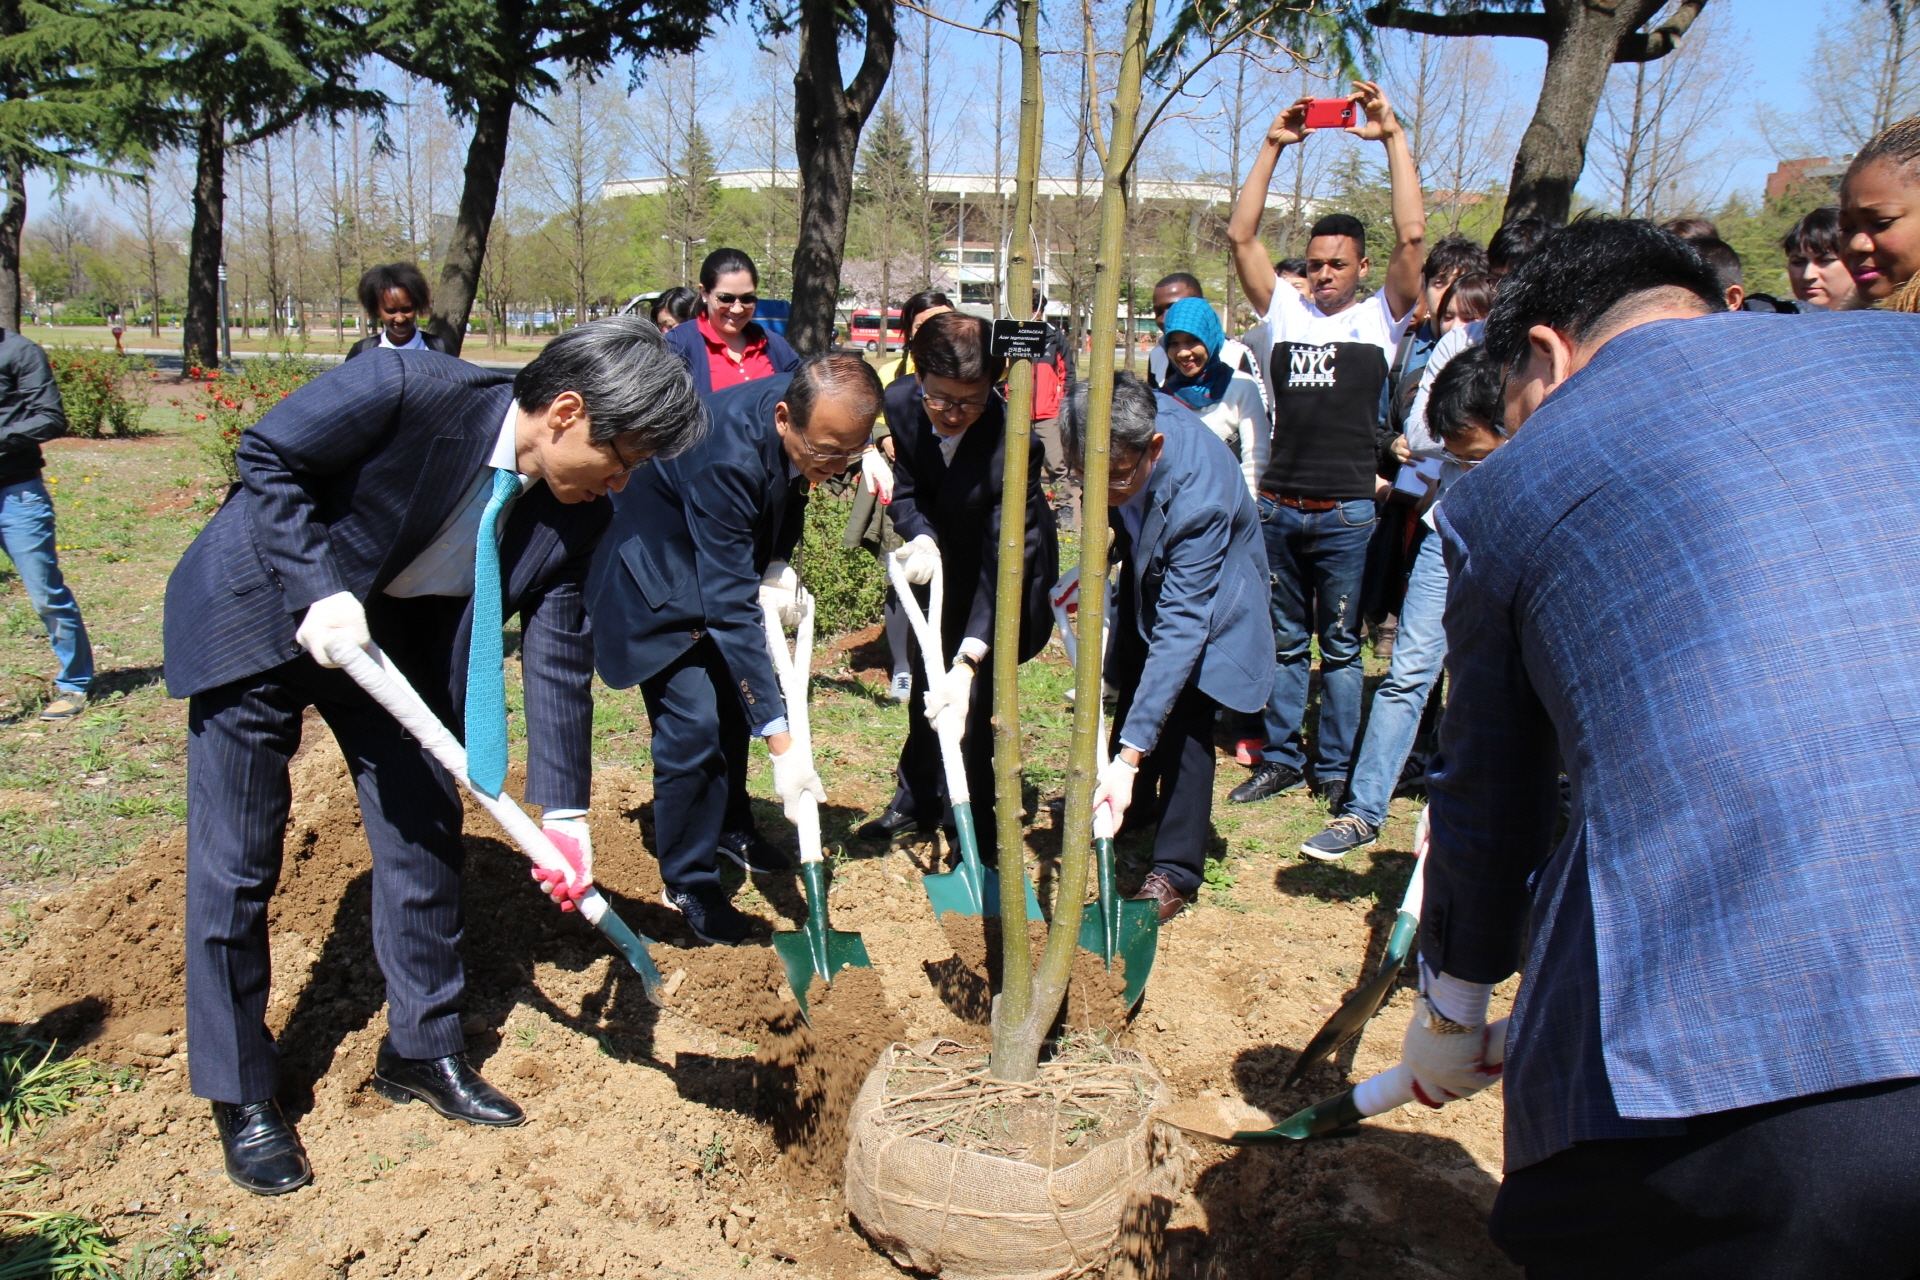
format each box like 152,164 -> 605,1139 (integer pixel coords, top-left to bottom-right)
887,553 -> 1042,921
761,588 -> 871,1019
1284,806 -> 1430,1087
323,635 -> 665,1004
1163,1015 -> 1509,1145
1074,743 -> 1159,1008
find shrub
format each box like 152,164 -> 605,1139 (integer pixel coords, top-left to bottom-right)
173,349 -> 327,485
801,481 -> 887,637
44,348 -> 152,439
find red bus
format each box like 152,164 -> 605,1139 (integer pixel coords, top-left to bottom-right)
848,308 -> 905,352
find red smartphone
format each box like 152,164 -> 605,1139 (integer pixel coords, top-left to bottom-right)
1304,97 -> 1357,130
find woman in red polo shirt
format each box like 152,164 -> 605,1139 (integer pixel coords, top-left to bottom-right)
662,248 -> 802,399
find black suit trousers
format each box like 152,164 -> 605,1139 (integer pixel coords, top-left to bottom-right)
184,596 -> 469,1104
890,623 -> 1000,855
1107,603 -> 1218,898
1490,1077 -> 1920,1280
638,637 -> 756,896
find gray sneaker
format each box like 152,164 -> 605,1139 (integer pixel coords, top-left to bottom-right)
1300,815 -> 1377,862
39,693 -> 85,722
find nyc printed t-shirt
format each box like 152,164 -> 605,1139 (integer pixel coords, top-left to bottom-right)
1257,281 -> 1414,501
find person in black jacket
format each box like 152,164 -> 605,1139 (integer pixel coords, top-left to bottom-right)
344,263 -> 450,358
856,311 -> 1058,854
0,329 -> 92,720
165,317 -> 703,1197
586,355 -> 883,944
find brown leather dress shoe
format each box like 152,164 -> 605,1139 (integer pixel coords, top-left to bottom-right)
1132,870 -> 1189,923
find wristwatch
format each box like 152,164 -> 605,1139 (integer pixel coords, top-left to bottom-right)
1417,994 -> 1478,1036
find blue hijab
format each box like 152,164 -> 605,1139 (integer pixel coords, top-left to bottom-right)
1160,296 -> 1234,410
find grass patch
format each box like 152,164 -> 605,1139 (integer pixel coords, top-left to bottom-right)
0,1210 -> 118,1278
0,1040 -> 128,1144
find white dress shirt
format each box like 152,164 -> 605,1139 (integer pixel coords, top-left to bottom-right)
385,401 -> 534,597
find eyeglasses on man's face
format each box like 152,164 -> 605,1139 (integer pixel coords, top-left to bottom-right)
924,387 -> 1002,418
792,433 -> 870,465
607,437 -> 655,476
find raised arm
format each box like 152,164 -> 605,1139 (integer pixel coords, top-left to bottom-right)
1227,97 -> 1310,321
1348,80 -> 1426,322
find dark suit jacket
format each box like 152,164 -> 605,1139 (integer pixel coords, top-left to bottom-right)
664,317 -> 801,399
1427,311 -> 1920,1172
164,350 -> 609,806
1107,395 -> 1273,754
344,331 -> 452,359
585,375 -> 806,727
884,375 -> 1057,661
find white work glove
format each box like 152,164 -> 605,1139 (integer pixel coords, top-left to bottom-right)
860,448 -> 894,504
892,534 -> 939,586
1092,755 -> 1138,832
1401,993 -> 1503,1108
921,659 -> 975,728
769,740 -> 826,824
531,818 -> 594,913
758,561 -> 804,628
294,590 -> 369,667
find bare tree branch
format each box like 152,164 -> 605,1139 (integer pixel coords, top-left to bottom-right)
894,0 -> 1018,44
1616,0 -> 1709,62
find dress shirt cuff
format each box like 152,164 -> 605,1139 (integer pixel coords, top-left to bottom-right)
1118,739 -> 1146,755
541,808 -> 587,822
958,638 -> 989,663
756,717 -> 789,738
1419,959 -> 1494,1027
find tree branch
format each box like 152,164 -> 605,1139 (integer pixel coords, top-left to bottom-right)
1615,0 -> 1708,62
843,0 -> 896,119
1363,3 -> 1552,41
894,0 -> 1017,43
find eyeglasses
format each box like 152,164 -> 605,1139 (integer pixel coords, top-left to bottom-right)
924,388 -> 1002,418
1107,450 -> 1151,490
711,292 -> 758,307
608,438 -> 655,476
791,434 -> 870,465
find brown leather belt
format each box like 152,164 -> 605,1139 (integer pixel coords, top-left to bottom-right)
1260,491 -> 1339,512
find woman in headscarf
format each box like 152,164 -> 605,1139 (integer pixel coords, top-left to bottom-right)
1159,296 -> 1269,500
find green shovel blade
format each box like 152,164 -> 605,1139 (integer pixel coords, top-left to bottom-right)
1227,1087 -> 1366,1145
772,860 -> 872,1022
592,905 -> 667,1006
922,801 -> 1043,920
1075,837 -> 1158,1007
1284,907 -> 1418,1087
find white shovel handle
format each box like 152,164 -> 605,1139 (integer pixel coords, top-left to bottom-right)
322,635 -> 612,927
762,591 -> 826,869
886,551 -> 969,805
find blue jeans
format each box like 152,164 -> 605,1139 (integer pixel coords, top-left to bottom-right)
0,477 -> 92,694
1257,496 -> 1374,777
1347,524 -> 1448,827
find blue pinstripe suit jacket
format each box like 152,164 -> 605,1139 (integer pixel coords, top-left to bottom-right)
1427,311 -> 1920,1172
163,351 -> 608,808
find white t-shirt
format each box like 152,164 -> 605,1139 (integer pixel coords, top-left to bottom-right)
1258,282 -> 1414,372
378,329 -> 429,351
1180,371 -> 1269,501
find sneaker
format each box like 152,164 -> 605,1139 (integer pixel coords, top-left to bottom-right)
39,693 -> 85,722
1301,814 -> 1377,862
716,829 -> 792,875
1316,776 -> 1350,817
661,887 -> 755,946
889,671 -> 913,702
1233,738 -> 1263,767
1227,761 -> 1305,805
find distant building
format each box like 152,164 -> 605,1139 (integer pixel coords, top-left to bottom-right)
1766,157 -> 1849,202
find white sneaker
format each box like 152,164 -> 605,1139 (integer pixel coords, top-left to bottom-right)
890,671 -> 913,702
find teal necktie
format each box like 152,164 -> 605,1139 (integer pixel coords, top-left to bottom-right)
465,468 -> 520,798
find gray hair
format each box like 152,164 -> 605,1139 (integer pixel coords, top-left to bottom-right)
514,315 -> 707,459
1060,370 -> 1158,466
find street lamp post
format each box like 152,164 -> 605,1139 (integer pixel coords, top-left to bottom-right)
217,260 -> 232,365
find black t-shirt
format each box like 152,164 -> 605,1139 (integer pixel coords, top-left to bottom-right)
1259,339 -> 1390,501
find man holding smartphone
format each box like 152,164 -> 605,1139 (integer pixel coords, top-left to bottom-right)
1224,81 -> 1425,815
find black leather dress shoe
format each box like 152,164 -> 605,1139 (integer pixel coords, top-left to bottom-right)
212,1100 -> 312,1196
372,1042 -> 526,1126
856,806 -> 935,841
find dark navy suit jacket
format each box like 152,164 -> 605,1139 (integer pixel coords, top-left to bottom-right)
884,375 -> 1057,661
1427,311 -> 1920,1171
1106,396 -> 1273,753
664,318 -> 801,399
163,351 -> 608,807
585,375 -> 805,726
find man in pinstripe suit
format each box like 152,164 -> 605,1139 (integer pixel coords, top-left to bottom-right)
164,318 -> 704,1196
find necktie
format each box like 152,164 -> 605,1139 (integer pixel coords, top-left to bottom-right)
465,468 -> 520,797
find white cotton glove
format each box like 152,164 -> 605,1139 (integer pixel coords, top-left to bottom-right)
1092,755 -> 1138,832
921,660 -> 975,729
758,561 -> 804,628
294,590 -> 370,667
769,740 -> 826,824
531,819 -> 594,913
892,534 -> 940,586
1400,994 -> 1504,1108
860,448 -> 894,504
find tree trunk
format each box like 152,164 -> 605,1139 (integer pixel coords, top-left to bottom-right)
0,154 -> 25,333
431,89 -> 515,357
184,105 -> 227,368
788,0 -> 895,355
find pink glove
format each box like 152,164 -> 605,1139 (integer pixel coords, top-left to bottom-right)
531,819 -> 593,912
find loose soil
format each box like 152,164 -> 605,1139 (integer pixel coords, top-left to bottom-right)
0,726 -> 1519,1278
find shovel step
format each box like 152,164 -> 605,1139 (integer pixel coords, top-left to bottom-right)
923,864 -> 1044,920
